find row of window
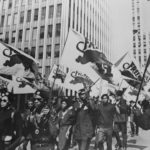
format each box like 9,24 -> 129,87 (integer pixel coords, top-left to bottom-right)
4,24 -> 61,43
1,4 -> 62,27
2,0 -> 47,10
30,44 -> 60,59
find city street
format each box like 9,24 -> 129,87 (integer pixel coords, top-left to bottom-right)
70,127 -> 150,150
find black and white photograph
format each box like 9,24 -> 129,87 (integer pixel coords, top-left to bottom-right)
0,0 -> 150,149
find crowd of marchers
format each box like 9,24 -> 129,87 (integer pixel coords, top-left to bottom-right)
0,88 -> 150,150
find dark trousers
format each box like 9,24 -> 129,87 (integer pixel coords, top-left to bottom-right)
77,138 -> 91,150
95,127 -> 113,150
114,122 -> 127,148
130,121 -> 139,135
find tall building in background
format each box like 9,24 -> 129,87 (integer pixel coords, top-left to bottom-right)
0,0 -> 111,77
131,0 -> 150,68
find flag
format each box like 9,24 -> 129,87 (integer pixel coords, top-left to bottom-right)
115,52 -> 142,89
60,29 -> 113,82
7,76 -> 36,94
48,64 -> 66,85
63,69 -> 94,91
0,41 -> 38,79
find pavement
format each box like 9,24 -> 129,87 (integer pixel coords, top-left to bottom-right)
70,127 -> 150,150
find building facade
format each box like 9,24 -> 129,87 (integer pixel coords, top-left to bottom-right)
131,0 -> 150,67
0,0 -> 111,77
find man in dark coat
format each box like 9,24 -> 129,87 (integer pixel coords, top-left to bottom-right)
90,94 -> 120,150
74,89 -> 94,150
113,91 -> 129,150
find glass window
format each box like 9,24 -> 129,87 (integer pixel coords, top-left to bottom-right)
15,0 -> 19,6
55,23 -> 61,37
28,0 -> 32,5
35,0 -> 39,3
49,5 -> 54,19
41,7 -> 46,20
7,14 -> 11,26
5,32 -> 9,43
21,0 -> 25,5
40,26 -> 45,39
47,25 -> 53,38
8,0 -> 12,9
56,4 -> 62,17
11,31 -> 16,43
34,9 -> 39,21
39,46 -> 43,59
32,27 -> 37,40
1,15 -> 5,27
31,47 -> 36,58
27,10 -> 31,22
25,29 -> 30,41
24,47 -> 30,54
54,44 -> 60,58
13,13 -> 18,25
20,11 -> 24,24
2,0 -> 7,9
18,30 -> 23,42
46,45 -> 51,58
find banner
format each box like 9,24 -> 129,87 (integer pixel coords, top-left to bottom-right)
115,52 -> 142,89
63,68 -> 101,96
0,41 -> 38,79
60,29 -> 112,83
7,76 -> 36,94
48,64 -> 66,85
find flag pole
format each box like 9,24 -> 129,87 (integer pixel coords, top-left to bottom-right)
50,65 -> 59,98
135,55 -> 150,104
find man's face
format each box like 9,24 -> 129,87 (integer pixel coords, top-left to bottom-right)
34,99 -> 41,108
1,97 -> 9,108
28,101 -> 33,108
61,101 -> 67,109
102,96 -> 108,103
79,93 -> 86,99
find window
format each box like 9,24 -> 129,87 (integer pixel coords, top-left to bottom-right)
13,13 -> 18,25
15,0 -> 19,6
41,7 -> 46,20
54,44 -> 60,57
1,15 -> 5,27
21,0 -> 25,5
39,46 -> 43,59
40,26 -> 45,39
55,23 -> 61,37
5,32 -> 9,43
18,30 -> 23,42
2,0 -> 7,9
34,9 -> 39,21
25,29 -> 30,41
26,10 -> 31,22
7,15 -> 11,26
11,31 -> 16,43
8,0 -> 12,9
49,6 -> 54,18
28,0 -> 32,5
31,47 -> 36,58
24,47 -> 30,54
32,27 -> 37,40
46,45 -> 51,58
20,11 -> 24,24
47,25 -> 53,38
56,4 -> 62,17
35,0 -> 39,3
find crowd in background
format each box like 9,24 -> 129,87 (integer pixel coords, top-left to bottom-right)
0,88 -> 150,150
